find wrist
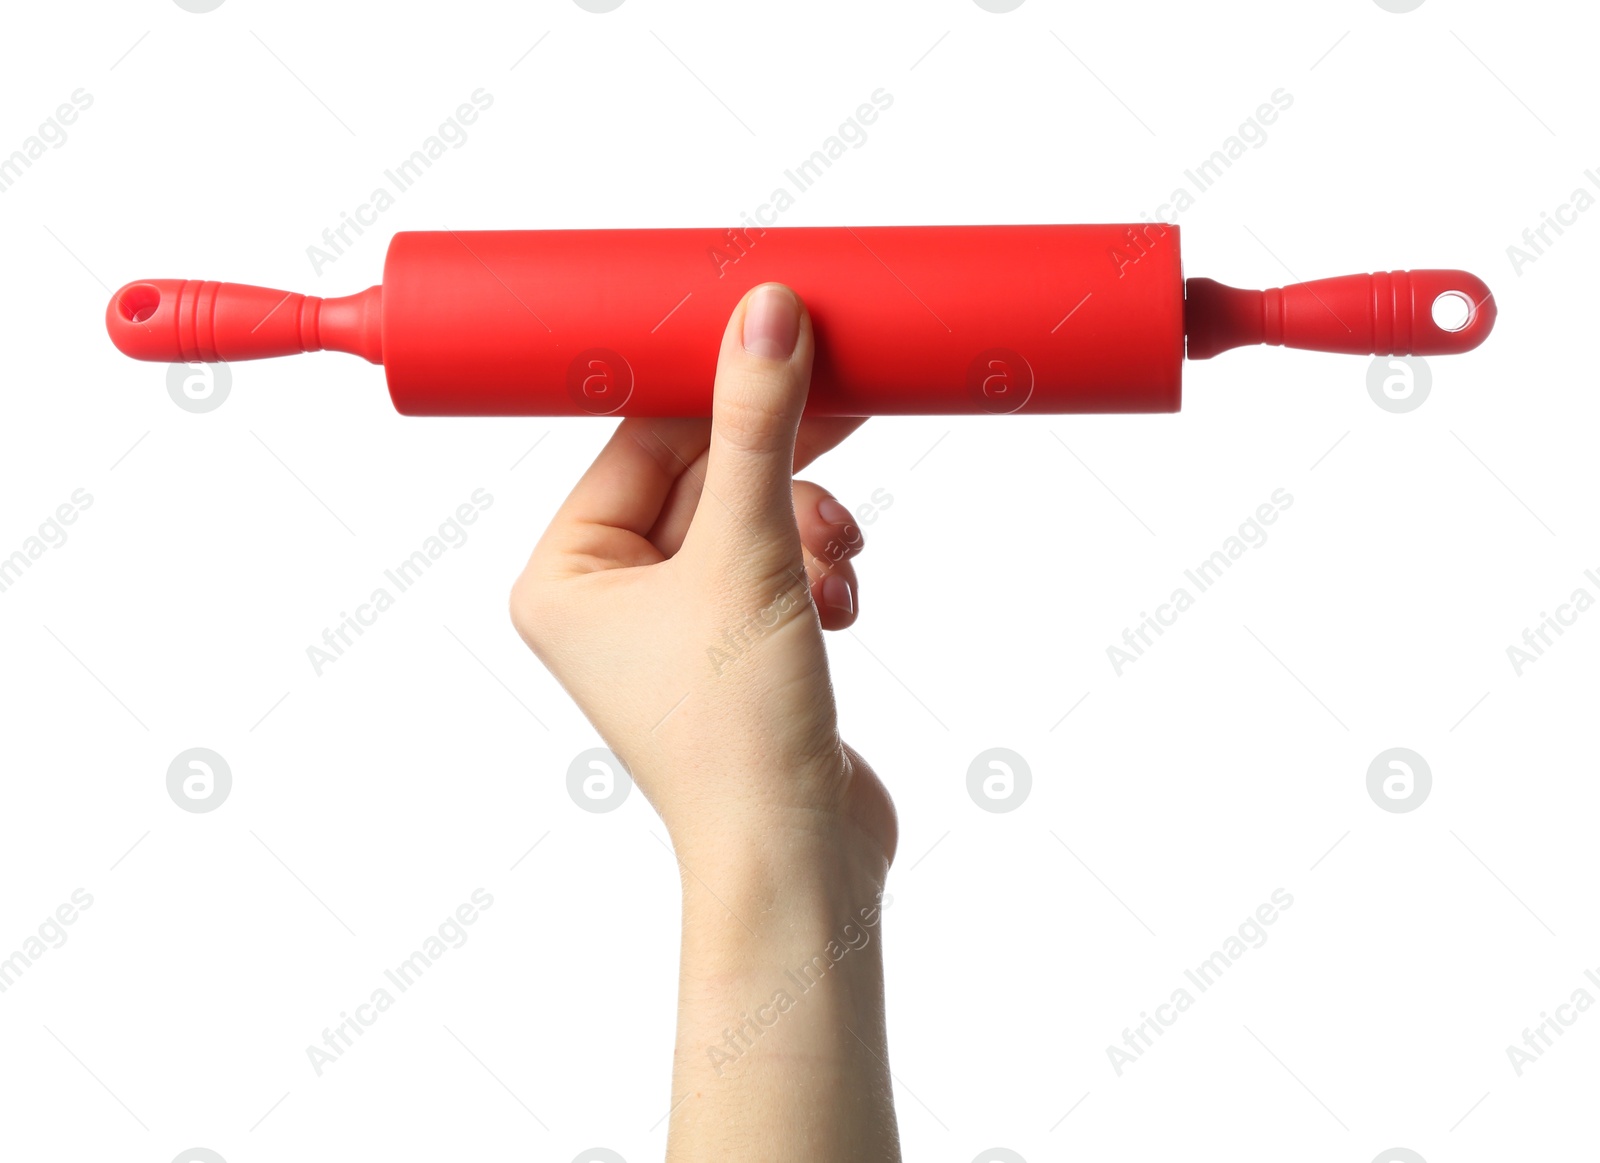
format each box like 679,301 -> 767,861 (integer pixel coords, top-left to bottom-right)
670,819 -> 888,979
670,824 -> 892,1087
672,811 -> 887,907
666,747 -> 898,881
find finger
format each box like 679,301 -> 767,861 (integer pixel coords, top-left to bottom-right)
686,284 -> 813,576
536,417 -> 711,569
643,443 -> 712,556
792,479 -> 865,571
794,480 -> 863,631
805,550 -> 859,631
648,442 -> 866,561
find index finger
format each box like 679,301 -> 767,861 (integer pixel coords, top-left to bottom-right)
536,416 -> 711,567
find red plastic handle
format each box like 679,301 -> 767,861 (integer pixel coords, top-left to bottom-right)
1184,270 -> 1496,360
105,278 -> 382,364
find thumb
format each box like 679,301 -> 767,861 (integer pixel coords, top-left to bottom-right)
692,283 -> 814,569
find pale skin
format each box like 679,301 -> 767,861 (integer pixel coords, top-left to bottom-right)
511,283 -> 901,1161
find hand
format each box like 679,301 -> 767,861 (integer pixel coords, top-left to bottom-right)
510,283 -> 896,870
512,284 -> 903,1161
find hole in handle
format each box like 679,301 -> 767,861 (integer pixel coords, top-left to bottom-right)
1431,290 -> 1473,333
118,283 -> 162,325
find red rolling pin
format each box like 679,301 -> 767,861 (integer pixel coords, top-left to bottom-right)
103,224 -> 1496,416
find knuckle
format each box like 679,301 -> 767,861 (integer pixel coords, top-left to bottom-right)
713,369 -> 801,455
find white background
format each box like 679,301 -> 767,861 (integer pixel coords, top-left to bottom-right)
1,1 -> 1595,1161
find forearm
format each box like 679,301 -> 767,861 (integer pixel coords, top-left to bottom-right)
666,826 -> 901,1162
